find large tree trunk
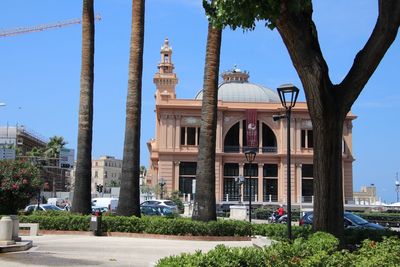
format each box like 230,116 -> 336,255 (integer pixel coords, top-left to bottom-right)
312,100 -> 345,240
71,0 -> 94,214
117,0 -> 145,217
192,24 -> 222,222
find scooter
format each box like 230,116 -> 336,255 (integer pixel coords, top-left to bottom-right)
268,212 -> 287,224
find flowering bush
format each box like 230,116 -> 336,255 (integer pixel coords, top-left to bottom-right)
0,160 -> 43,214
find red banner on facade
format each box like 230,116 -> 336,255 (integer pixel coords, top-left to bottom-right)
246,109 -> 258,147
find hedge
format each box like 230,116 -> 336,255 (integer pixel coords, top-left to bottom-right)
156,232 -> 400,267
18,212 -> 399,246
355,212 -> 400,227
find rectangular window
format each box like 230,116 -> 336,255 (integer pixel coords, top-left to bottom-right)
302,164 -> 313,178
244,163 -> 258,177
301,130 -> 313,148
243,178 -> 258,201
302,179 -> 313,197
180,127 -> 185,145
301,164 -> 314,202
180,127 -> 199,146
187,127 -> 196,145
179,162 -> 197,175
224,163 -> 239,177
223,178 -> 240,201
263,178 -> 278,202
179,177 -> 195,194
94,171 -> 98,178
263,164 -> 278,177
197,128 -> 200,146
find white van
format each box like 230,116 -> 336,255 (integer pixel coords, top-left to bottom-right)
47,198 -> 64,207
91,197 -> 119,211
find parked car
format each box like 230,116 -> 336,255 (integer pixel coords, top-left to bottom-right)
91,197 -> 119,211
140,204 -> 175,216
140,199 -> 178,212
300,211 -> 386,230
91,206 -> 109,214
24,204 -> 63,213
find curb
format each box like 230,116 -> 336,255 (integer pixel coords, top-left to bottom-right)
21,230 -> 251,241
0,241 -> 32,253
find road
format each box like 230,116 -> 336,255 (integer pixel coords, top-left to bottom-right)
0,235 -> 253,267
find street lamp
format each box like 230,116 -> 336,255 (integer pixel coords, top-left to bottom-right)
274,83 -> 299,241
159,177 -> 166,199
244,150 -> 256,224
395,172 -> 399,202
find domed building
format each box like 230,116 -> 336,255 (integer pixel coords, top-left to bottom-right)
147,39 -> 355,206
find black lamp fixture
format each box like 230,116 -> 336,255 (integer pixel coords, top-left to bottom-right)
277,83 -> 299,110
244,150 -> 256,226
274,83 -> 299,241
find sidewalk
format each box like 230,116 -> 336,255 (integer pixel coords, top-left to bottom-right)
0,235 -> 253,267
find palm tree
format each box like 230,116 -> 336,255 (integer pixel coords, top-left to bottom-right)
117,0 -> 145,217
71,0 -> 95,214
45,136 -> 67,159
192,22 -> 222,222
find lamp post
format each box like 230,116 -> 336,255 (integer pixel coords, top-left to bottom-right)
273,83 -> 299,241
244,150 -> 256,223
395,172 -> 399,202
159,177 -> 166,199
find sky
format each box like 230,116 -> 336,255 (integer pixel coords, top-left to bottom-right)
0,0 -> 399,202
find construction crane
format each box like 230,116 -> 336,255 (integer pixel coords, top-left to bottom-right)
0,14 -> 102,38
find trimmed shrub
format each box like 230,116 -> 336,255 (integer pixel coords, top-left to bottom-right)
156,233 -> 400,267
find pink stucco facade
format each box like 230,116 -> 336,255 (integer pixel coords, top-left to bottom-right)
147,39 -> 355,204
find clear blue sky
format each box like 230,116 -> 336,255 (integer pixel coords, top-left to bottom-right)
1,1 -> 399,202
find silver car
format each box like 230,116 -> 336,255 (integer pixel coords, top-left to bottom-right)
25,204 -> 63,213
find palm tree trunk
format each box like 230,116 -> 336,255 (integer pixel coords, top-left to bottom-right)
117,0 -> 145,217
192,23 -> 222,222
71,0 -> 94,214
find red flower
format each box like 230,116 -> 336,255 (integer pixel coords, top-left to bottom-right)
12,184 -> 19,190
22,179 -> 29,185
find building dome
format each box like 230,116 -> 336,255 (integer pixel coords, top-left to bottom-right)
194,67 -> 280,103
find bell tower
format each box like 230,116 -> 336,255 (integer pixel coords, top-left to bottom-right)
154,38 -> 178,100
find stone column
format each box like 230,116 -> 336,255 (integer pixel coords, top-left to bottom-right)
9,215 -> 21,242
0,216 -> 15,245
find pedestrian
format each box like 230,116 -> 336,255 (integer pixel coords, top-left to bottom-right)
277,204 -> 285,219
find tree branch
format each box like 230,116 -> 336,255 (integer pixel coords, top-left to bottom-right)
339,0 -> 400,112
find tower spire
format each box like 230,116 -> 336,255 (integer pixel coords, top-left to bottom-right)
154,38 -> 178,100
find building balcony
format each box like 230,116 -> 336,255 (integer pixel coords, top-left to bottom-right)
223,146 -> 277,154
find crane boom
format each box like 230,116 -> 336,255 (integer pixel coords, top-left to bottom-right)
0,14 -> 101,38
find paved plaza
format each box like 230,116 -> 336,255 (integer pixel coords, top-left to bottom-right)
0,235 -> 253,267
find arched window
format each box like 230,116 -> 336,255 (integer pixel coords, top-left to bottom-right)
262,123 -> 277,152
223,121 -> 277,153
224,122 -> 240,152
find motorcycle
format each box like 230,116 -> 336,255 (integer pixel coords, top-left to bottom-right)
268,212 -> 287,224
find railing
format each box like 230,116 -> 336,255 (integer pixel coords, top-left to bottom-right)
222,194 -> 241,202
301,196 -> 314,203
262,146 -> 277,153
223,146 -> 277,153
263,194 -> 278,202
223,146 -> 240,153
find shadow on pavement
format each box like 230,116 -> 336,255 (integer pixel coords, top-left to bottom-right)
0,251 -> 102,266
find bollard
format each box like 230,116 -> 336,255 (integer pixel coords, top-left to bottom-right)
0,216 -> 16,245
9,215 -> 21,242
89,211 -> 102,236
